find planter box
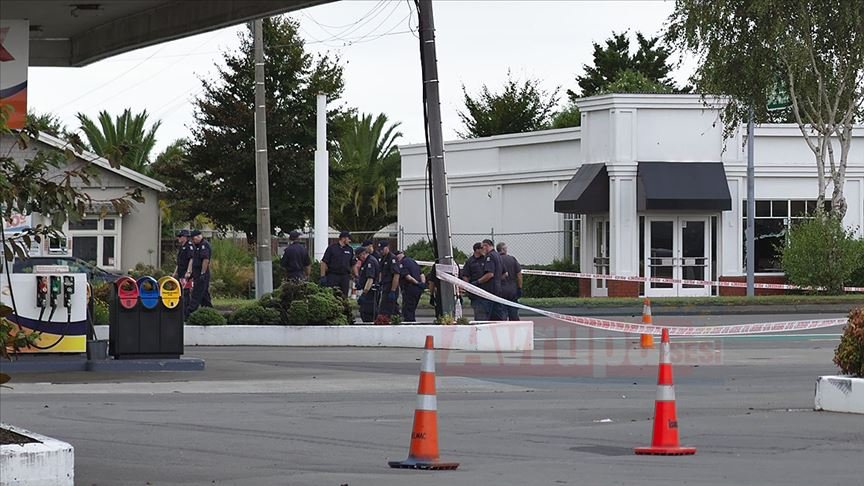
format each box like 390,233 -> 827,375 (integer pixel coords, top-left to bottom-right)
814,375 -> 864,414
95,322 -> 533,351
1,424 -> 74,486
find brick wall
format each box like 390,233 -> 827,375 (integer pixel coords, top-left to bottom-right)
719,275 -> 787,296
608,279 -> 640,297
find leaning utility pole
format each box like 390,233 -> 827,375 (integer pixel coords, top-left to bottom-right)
417,0 -> 455,316
253,18 -> 273,298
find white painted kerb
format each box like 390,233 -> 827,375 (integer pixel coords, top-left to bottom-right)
94,322 -> 534,351
814,376 -> 864,414
0,423 -> 74,486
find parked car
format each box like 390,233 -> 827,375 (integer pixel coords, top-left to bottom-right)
12,256 -> 122,285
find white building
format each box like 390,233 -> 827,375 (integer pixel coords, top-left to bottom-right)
397,94 -> 864,298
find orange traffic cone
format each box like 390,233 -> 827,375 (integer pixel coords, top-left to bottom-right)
640,298 -> 655,348
389,336 -> 460,470
635,328 -> 696,456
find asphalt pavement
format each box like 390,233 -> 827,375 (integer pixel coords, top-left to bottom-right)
1,313 -> 860,486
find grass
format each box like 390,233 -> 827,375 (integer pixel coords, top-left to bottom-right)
213,294 -> 864,312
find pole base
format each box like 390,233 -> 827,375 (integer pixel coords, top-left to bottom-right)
634,446 -> 696,456
388,458 -> 460,470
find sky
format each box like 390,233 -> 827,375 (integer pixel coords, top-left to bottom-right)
28,0 -> 692,155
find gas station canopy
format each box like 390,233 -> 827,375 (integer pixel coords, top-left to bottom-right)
2,0 -> 332,67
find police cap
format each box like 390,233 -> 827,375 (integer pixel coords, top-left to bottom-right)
176,229 -> 190,237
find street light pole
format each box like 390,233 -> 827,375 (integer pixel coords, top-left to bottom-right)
746,107 -> 755,297
253,18 -> 273,298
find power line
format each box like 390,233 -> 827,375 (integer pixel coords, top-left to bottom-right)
50,42 -> 172,112
79,30 -> 223,111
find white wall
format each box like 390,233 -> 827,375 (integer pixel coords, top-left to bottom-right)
398,129 -> 581,264
398,95 -> 864,275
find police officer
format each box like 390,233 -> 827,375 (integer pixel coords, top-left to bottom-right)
281,230 -> 311,282
377,240 -> 400,318
356,246 -> 380,322
189,230 -> 212,312
461,242 -> 488,320
395,250 -> 424,322
476,239 -> 505,320
320,230 -> 355,297
497,241 -> 523,321
172,229 -> 194,280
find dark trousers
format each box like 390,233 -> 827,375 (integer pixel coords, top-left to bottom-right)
325,273 -> 351,297
378,285 -> 400,316
470,297 -> 489,321
482,299 -> 506,321
401,285 -> 422,322
505,301 -> 520,321
189,273 -> 212,314
359,289 -> 379,322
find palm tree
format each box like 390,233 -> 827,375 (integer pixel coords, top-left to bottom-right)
330,113 -> 402,238
76,109 -> 161,174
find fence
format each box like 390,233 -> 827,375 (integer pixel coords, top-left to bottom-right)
399,228 -> 579,266
163,227 -> 575,268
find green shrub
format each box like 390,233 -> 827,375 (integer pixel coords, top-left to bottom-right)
128,263 -> 167,279
781,216 -> 862,294
834,307 -> 864,377
209,238 -> 254,297
91,283 -> 112,304
277,281 -> 352,325
404,239 -> 468,269
187,307 -> 227,326
849,239 -> 864,288
286,300 -> 310,325
228,303 -> 282,325
522,259 -> 580,298
93,299 -> 109,326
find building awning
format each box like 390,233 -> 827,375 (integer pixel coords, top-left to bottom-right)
638,162 -> 732,211
554,164 -> 609,214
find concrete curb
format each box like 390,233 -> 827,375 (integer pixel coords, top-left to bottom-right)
95,322 -> 534,351
814,375 -> 864,414
0,424 -> 74,486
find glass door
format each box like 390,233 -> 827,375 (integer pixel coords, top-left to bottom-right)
592,219 -> 610,297
678,219 -> 710,296
647,220 -> 676,297
644,217 -> 711,297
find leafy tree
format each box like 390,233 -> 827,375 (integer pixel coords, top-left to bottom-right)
569,31 -> 682,100
25,111 -> 67,137
602,70 -> 673,94
0,107 -> 142,362
149,139 -> 187,237
330,113 -> 401,237
154,17 -> 345,240
458,72 -> 558,138
667,1 -> 864,218
76,108 -> 161,174
551,103 -> 581,129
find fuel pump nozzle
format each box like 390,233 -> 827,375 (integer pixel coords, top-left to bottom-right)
63,276 -> 75,308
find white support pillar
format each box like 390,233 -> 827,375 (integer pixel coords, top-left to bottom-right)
314,93 -> 328,261
608,166 -> 639,278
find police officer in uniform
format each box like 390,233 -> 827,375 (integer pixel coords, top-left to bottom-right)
461,242 -> 488,320
377,241 -> 400,318
320,230 -> 355,297
189,230 -> 213,312
477,239 -> 505,320
172,229 -> 195,317
173,230 -> 194,279
281,230 -> 311,282
356,246 -> 380,322
396,250 -> 425,322
497,242 -> 523,320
